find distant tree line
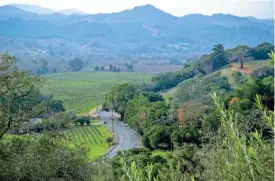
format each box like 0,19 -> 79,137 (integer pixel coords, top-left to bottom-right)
94,64 -> 122,72
94,63 -> 134,72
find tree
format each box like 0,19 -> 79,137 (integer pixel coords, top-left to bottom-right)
85,119 -> 91,126
106,137 -> 113,147
268,50 -> 274,65
211,44 -> 229,70
228,45 -> 251,68
0,54 -> 43,140
250,42 -> 274,60
183,63 -> 191,68
100,65 -> 105,71
212,44 -> 224,53
94,65 -> 99,71
69,57 -> 84,72
141,92 -> 164,102
40,59 -> 49,75
0,133 -> 91,180
109,64 -> 113,72
105,83 -> 136,120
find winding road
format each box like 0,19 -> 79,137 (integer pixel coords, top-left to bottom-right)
99,111 -> 139,157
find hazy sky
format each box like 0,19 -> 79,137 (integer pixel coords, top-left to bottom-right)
1,0 -> 274,19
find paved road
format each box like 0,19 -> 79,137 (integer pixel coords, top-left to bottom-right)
99,111 -> 139,157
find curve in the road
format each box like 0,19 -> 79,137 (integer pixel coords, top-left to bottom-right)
99,111 -> 139,158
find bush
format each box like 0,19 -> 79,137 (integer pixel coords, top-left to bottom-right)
251,66 -> 274,79
0,133 -> 91,181
106,137 -> 114,147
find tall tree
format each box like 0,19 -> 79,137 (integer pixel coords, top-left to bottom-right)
0,54 -> 43,139
40,59 -> 49,75
211,44 -> 229,70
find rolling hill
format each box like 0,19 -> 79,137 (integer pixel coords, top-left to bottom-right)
0,4 -> 273,61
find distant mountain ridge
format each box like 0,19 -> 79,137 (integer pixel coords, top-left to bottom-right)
11,4 -> 87,15
0,4 -> 273,61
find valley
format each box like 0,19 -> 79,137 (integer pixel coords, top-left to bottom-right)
0,2 -> 274,181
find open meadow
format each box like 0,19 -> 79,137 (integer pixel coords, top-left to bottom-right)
41,72 -> 152,114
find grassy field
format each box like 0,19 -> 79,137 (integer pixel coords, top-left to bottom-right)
41,72 -> 152,114
62,125 -> 110,161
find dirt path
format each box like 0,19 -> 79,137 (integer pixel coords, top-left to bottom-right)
231,66 -> 253,74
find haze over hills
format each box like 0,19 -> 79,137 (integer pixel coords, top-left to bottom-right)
11,4 -> 87,15
0,4 -> 273,61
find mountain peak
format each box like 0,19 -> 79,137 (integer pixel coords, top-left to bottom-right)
134,4 -> 157,9
11,4 -> 55,14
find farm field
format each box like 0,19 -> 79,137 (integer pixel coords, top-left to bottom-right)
41,72 -> 152,114
61,125 -> 111,161
4,125 -> 111,161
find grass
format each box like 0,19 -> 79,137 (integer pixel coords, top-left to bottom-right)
41,72 -> 152,114
61,125 -> 110,161
90,119 -> 101,123
152,150 -> 169,158
161,88 -> 177,103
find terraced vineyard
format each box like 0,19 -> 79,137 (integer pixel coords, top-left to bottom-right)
61,125 -> 111,160
41,72 -> 152,114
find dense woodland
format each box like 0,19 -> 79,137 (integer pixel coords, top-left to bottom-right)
0,41 -> 274,180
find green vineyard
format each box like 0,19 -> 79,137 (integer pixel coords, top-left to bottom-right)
41,72 -> 152,114
61,125 -> 111,160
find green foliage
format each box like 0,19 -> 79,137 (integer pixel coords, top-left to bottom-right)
233,76 -> 274,111
0,54 -> 42,140
141,92 -> 164,102
0,133 -> 91,181
249,42 -> 274,60
172,72 -> 230,110
251,66 -> 274,79
76,116 -> 90,126
148,126 -> 171,149
39,59 -> 49,75
69,57 -> 85,72
125,95 -> 150,131
45,111 -> 76,130
152,68 -> 195,91
105,82 -> 136,120
106,137 -> 114,146
268,50 -> 274,65
202,93 -> 274,181
124,63 -> 134,72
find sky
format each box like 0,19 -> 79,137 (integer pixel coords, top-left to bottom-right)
0,0 -> 274,19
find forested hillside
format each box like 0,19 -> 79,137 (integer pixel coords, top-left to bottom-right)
96,47 -> 274,181
0,42 -> 274,180
0,4 -> 273,61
